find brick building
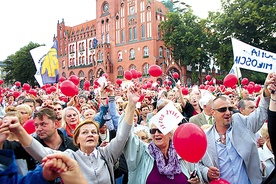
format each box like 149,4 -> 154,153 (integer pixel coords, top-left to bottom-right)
56,0 -> 193,87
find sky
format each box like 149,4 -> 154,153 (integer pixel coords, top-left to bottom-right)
0,0 -> 221,61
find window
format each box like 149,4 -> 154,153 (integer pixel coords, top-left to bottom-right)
143,46 -> 149,57
118,66 -> 124,76
118,51 -> 123,61
166,48 -> 170,58
133,27 -> 137,40
143,63 -> 149,75
159,47 -> 163,58
130,49 -> 135,59
141,25 -> 145,38
106,33 -> 110,43
129,28 -> 133,41
122,30 -> 125,43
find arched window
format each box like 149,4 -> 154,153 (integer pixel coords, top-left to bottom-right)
118,66 -> 124,76
130,49 -> 135,59
143,46 -> 149,57
143,63 -> 149,75
159,47 -> 163,57
130,64 -> 136,70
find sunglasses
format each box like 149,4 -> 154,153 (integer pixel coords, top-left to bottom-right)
149,128 -> 163,134
213,106 -> 234,113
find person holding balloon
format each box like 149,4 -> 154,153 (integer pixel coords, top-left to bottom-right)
123,100 -> 202,184
198,73 -> 275,184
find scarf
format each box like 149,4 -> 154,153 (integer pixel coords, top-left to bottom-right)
148,140 -> 181,179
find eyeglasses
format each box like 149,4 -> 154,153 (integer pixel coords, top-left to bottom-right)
213,106 -> 234,113
149,128 -> 163,134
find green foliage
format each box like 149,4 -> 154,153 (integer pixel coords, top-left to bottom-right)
3,42 -> 42,86
206,0 -> 276,73
159,11 -> 211,83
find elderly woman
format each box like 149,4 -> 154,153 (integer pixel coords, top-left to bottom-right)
61,106 -> 81,137
0,84 -> 140,184
124,121 -> 202,184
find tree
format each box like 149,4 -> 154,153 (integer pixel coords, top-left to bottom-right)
160,11 -> 211,83
4,42 -> 41,86
206,0 -> 276,80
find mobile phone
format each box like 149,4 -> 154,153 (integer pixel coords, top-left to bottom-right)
189,170 -> 197,179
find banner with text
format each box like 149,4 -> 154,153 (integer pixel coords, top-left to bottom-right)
150,101 -> 183,135
231,37 -> 276,73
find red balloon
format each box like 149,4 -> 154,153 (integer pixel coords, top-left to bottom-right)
50,86 -> 56,92
223,74 -> 238,88
208,86 -> 215,92
124,70 -> 133,80
45,84 -> 51,88
219,85 -> 226,92
102,73 -> 108,79
241,78 -> 249,85
182,87 -> 189,95
232,84 -> 237,89
69,75 -> 80,85
146,82 -> 152,88
142,84 -> 148,89
148,65 -> 162,77
28,89 -> 37,97
22,83 -> 31,91
23,119 -> 36,134
13,91 -> 21,98
205,85 -> 210,90
254,84 -> 262,93
167,81 -> 172,86
165,85 -> 170,90
130,69 -> 138,79
60,80 -> 78,97
15,81 -> 21,87
210,178 -> 230,184
243,85 -> 248,90
199,84 -> 205,89
59,76 -> 66,82
173,72 -> 179,79
138,94 -> 145,102
137,71 -> 142,78
247,84 -> 254,94
173,123 -> 207,163
206,75 -> 211,81
0,79 -> 4,85
46,88 -> 52,94
84,80 -> 90,88
116,79 -> 122,85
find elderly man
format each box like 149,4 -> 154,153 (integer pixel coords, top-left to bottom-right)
198,73 -> 275,184
189,95 -> 215,127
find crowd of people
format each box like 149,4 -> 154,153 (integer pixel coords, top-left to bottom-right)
0,72 -> 275,184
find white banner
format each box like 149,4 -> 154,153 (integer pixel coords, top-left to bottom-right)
229,64 -> 242,78
30,41 -> 59,86
231,37 -> 276,73
150,101 -> 183,135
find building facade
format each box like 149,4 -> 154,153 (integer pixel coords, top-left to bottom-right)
56,0 -> 192,87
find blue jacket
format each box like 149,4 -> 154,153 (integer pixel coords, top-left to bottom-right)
0,150 -> 51,184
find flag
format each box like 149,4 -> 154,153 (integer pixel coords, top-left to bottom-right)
30,41 -> 59,86
231,37 -> 276,73
229,64 -> 242,79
